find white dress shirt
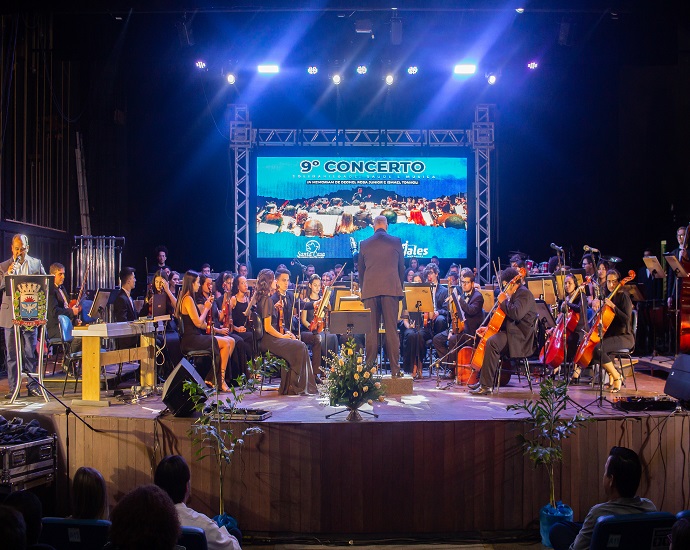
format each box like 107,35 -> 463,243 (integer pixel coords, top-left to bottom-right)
174,502 -> 241,550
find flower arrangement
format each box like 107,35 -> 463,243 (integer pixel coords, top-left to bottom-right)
320,337 -> 385,411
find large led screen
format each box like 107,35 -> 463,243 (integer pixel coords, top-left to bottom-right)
255,155 -> 468,260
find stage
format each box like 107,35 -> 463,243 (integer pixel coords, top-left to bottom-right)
1,363 -> 688,541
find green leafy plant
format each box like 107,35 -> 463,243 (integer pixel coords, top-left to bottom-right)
183,352 -> 286,516
507,377 -> 589,508
320,337 -> 385,409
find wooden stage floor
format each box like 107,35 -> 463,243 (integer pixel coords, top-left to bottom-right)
1,364 -> 688,541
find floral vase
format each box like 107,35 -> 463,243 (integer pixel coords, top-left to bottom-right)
346,407 -> 362,422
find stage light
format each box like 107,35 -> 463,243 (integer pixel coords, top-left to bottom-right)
486,73 -> 497,85
407,66 -> 418,75
307,66 -> 318,75
257,64 -> 279,74
226,73 -> 236,85
385,74 -> 394,85
357,65 -> 367,74
332,74 -> 342,85
195,60 -> 206,70
527,61 -> 538,70
454,64 -> 476,75
515,7 -> 525,14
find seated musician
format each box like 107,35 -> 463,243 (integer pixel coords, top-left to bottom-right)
547,273 -> 587,380
113,267 -> 139,322
252,268 -> 316,395
175,270 -> 235,392
47,262 -> 82,354
423,264 -> 449,334
301,274 -> 338,381
273,268 -> 323,383
229,275 -> 255,361
335,212 -> 357,235
196,274 -> 246,384
432,268 -> 485,372
577,269 -> 633,392
400,297 -> 427,379
469,266 -> 537,395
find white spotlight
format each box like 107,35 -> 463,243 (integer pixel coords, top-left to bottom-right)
527,61 -> 539,70
332,74 -> 342,85
453,64 -> 476,75
307,66 -> 318,75
357,65 -> 367,75
226,73 -> 236,85
407,66 -> 418,75
195,60 -> 206,70
257,64 -> 279,74
486,73 -> 497,85
385,74 -> 394,85
515,8 -> 525,14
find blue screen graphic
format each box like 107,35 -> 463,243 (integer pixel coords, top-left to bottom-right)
255,156 -> 468,260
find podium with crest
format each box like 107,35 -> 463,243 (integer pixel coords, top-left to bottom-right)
5,274 -> 53,403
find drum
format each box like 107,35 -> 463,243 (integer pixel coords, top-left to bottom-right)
525,259 -> 535,272
539,262 -> 549,273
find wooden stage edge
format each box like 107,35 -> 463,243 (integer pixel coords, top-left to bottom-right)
2,368 -> 689,538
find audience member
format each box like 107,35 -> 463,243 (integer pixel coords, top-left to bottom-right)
0,504 -> 26,550
549,446 -> 656,550
155,455 -> 241,550
109,484 -> 180,550
71,466 -> 109,520
671,518 -> 690,550
3,490 -> 55,549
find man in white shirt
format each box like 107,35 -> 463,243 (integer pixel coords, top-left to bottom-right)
549,446 -> 656,550
155,454 -> 242,550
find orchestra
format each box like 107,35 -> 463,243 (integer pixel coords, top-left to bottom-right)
19,225 -> 689,400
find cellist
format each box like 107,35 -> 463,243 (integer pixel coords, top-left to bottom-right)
576,269 -> 633,392
553,273 -> 588,382
469,266 -> 537,396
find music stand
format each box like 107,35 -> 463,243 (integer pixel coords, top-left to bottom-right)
625,284 -> 645,303
643,256 -> 665,280
403,283 -> 434,316
329,310 -> 372,337
338,296 -> 365,311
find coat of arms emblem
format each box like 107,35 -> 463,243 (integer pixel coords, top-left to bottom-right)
12,281 -> 47,328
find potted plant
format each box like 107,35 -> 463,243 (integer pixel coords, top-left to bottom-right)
320,337 -> 385,421
507,377 -> 590,547
183,352 -> 287,528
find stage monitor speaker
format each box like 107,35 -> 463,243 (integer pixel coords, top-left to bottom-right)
162,358 -> 208,417
664,354 -> 690,402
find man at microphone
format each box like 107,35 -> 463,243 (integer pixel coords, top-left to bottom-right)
0,234 -> 46,399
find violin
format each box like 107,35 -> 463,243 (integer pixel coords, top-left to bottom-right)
457,268 -> 526,385
205,304 -> 214,335
539,276 -> 590,369
69,265 -> 89,312
573,270 -> 636,368
221,291 -> 233,331
277,295 -> 285,334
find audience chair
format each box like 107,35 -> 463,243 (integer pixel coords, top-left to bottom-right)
178,525 -> 208,550
589,511 -> 675,550
39,517 -> 111,550
677,510 -> 690,520
46,334 -> 65,376
611,308 -> 638,390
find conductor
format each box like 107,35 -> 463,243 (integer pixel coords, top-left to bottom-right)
357,215 -> 406,375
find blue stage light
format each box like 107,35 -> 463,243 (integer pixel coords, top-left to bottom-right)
385,74 -> 394,85
332,74 -> 342,85
257,64 -> 279,74
307,66 -> 318,75
407,66 -> 418,75
357,65 -> 367,75
527,61 -> 538,70
195,60 -> 206,70
226,73 -> 236,85
453,64 -> 476,75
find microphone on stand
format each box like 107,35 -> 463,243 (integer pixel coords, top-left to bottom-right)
583,245 -> 599,253
550,243 -> 564,253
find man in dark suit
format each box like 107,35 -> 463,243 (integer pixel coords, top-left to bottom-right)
423,263 -> 449,334
0,234 -> 46,398
667,225 -> 687,309
46,262 -> 82,354
357,216 -> 406,375
113,267 -> 138,322
469,266 -> 536,395
433,268 -> 485,363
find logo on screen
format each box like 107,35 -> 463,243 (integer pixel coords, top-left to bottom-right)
297,240 -> 326,259
402,241 -> 429,258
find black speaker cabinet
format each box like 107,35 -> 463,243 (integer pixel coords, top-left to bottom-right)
664,354 -> 690,402
162,358 -> 208,417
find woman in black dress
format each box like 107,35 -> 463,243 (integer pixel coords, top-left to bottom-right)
229,276 -> 255,359
252,269 -> 316,395
140,270 -> 182,373
300,274 -> 338,380
175,270 -> 235,392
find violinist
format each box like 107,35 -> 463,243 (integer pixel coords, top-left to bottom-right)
577,269 -> 633,392
273,268 -> 323,382
229,276 -> 254,349
254,269 -> 316,395
469,267 -> 537,396
196,274 -> 246,384
423,264 -> 449,334
432,268 -> 485,365
301,274 -> 338,381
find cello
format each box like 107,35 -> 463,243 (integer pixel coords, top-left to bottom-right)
539,276 -> 591,369
573,270 -> 636,368
457,268 -> 526,385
